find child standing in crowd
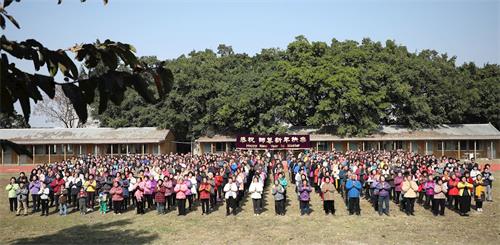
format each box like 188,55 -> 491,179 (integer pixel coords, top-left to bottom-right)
272,179 -> 285,215
6,177 -> 19,212
16,182 -> 29,216
98,191 -> 108,214
39,182 -> 50,216
78,187 -> 87,215
59,188 -> 68,216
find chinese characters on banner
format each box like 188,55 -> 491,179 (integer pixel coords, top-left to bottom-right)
236,135 -> 311,149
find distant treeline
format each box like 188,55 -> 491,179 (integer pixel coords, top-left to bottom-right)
93,36 -> 500,141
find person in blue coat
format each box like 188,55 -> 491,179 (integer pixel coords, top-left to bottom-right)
346,174 -> 362,215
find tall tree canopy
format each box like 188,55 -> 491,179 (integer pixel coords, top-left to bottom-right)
94,36 -> 500,141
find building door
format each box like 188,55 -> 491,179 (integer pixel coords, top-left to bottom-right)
3,146 -> 13,164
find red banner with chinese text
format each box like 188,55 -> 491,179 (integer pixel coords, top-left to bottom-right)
236,135 -> 311,149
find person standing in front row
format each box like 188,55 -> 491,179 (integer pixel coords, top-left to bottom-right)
433,178 -> 447,216
174,176 -> 188,216
376,176 -> 391,216
249,176 -> 264,216
38,182 -> 50,216
198,177 -> 212,215
16,182 -> 29,216
346,174 -> 362,215
402,174 -> 418,216
457,176 -> 473,216
298,179 -> 312,216
6,177 -> 19,212
223,177 -> 238,216
321,176 -> 336,215
272,179 -> 285,215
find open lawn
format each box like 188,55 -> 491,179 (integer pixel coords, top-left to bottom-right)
0,173 -> 499,245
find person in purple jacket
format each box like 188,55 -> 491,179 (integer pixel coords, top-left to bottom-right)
376,176 -> 391,216
29,175 -> 41,213
423,175 -> 435,210
183,174 -> 193,211
394,172 -> 404,205
298,179 -> 312,216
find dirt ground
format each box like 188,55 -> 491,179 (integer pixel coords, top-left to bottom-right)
0,173 -> 499,245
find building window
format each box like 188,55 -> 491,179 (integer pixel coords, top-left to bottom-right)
215,142 -> 226,152
229,142 -> 236,151
66,144 -> 73,154
365,142 -> 377,151
334,142 -> 344,152
349,142 -> 358,151
203,143 -> 211,153
79,145 -> 87,155
382,141 -> 393,151
153,144 -> 159,154
317,141 -> 330,151
35,145 -> 46,154
445,141 -> 458,151
136,144 -> 144,154
395,141 -> 404,150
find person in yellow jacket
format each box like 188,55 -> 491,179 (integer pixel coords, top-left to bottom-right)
474,175 -> 486,212
83,174 -> 97,212
401,174 -> 418,216
457,176 -> 473,216
5,177 -> 19,212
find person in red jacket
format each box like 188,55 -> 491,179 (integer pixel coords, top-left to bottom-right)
109,181 -> 123,214
447,174 -> 460,210
155,179 -> 166,215
214,172 -> 224,202
50,174 -> 65,212
199,177 -> 211,215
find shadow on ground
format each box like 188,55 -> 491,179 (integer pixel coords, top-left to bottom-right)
9,219 -> 159,245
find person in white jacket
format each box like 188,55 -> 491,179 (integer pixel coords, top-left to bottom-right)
249,176 -> 264,216
223,177 -> 238,216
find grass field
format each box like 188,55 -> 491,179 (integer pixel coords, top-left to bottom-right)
0,173 -> 499,245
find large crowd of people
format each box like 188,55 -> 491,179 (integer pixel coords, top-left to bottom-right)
4,149 -> 495,218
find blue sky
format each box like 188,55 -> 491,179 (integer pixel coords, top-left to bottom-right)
4,0 -> 499,126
